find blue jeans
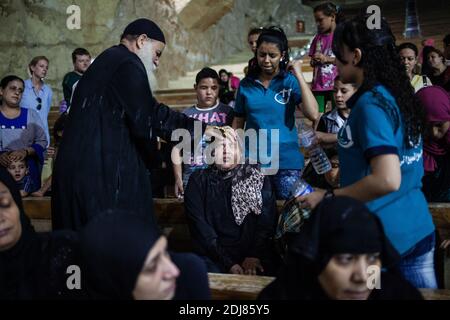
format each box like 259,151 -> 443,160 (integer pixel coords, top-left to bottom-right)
270,169 -> 303,200
398,232 -> 437,289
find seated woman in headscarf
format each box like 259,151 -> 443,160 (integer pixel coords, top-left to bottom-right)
79,210 -> 210,300
259,196 -> 423,300
0,75 -> 47,195
184,127 -> 279,275
417,86 -> 450,202
0,167 -> 82,299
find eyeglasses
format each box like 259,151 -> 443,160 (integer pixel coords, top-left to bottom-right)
36,97 -> 42,111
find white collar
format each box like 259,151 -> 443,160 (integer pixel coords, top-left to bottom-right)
195,101 -> 220,112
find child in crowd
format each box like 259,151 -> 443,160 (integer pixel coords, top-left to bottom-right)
7,159 -> 36,197
316,76 -> 356,147
172,68 -> 234,197
309,2 -> 340,113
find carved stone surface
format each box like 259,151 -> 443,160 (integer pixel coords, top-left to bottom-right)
0,0 -> 313,102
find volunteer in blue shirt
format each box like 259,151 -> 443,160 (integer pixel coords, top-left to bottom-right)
232,26 -> 319,200
298,15 -> 436,289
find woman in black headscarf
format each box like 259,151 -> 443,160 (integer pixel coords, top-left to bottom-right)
184,129 -> 279,275
79,209 -> 210,300
0,167 -> 82,299
259,196 -> 423,300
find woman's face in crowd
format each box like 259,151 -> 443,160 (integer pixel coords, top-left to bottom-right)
333,80 -> 356,109
399,48 -> 417,75
318,253 -> 381,300
31,59 -> 49,79
0,181 -> 22,252
0,80 -> 24,108
213,138 -> 241,171
428,52 -> 444,69
257,42 -> 284,76
248,33 -> 260,54
220,72 -> 229,83
428,121 -> 450,140
133,236 -> 179,300
314,11 -> 335,34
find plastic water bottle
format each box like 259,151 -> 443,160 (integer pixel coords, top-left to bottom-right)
290,178 -> 313,199
298,122 -> 332,175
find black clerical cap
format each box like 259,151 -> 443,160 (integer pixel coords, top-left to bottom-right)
121,18 -> 166,43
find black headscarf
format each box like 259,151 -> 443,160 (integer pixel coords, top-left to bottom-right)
259,196 -> 402,300
0,167 -> 41,299
291,196 -> 399,272
0,167 -> 81,299
79,209 -> 161,299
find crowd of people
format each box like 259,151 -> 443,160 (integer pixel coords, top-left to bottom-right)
1,1 -> 450,300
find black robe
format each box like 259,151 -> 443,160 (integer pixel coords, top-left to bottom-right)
52,44 -> 204,230
0,168 -> 83,300
184,166 -> 278,274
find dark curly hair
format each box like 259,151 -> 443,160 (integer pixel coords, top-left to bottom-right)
314,2 -> 344,24
333,15 -> 424,147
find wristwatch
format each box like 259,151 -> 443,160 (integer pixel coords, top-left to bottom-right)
324,188 -> 335,199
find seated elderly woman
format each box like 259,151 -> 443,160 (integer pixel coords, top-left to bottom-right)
0,167 -> 81,299
184,127 -> 279,275
79,209 -> 211,300
417,86 -> 450,202
0,75 -> 47,195
259,196 -> 423,300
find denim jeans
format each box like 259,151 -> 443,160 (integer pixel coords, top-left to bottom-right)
270,169 -> 303,200
398,232 -> 437,289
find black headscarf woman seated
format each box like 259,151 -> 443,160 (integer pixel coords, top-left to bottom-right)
0,167 -> 82,299
79,209 -> 211,300
184,128 -> 280,276
259,196 -> 423,300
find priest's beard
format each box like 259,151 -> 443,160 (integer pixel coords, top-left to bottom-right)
136,40 -> 159,91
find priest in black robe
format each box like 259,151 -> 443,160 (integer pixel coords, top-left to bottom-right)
52,19 -> 220,231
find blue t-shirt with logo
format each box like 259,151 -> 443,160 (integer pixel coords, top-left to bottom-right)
338,84 -> 434,254
234,71 -> 303,171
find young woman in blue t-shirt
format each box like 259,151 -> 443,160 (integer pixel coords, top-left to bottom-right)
232,26 -> 319,200
298,15 -> 436,288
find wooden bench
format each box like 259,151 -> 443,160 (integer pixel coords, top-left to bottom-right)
208,273 -> 450,300
22,198 -> 450,288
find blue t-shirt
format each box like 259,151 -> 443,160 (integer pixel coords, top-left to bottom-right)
234,71 -> 303,171
338,84 -> 434,254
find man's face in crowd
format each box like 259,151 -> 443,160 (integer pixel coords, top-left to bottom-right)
195,78 -> 219,108
150,40 -> 165,69
136,38 -> 165,89
74,54 -> 91,74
